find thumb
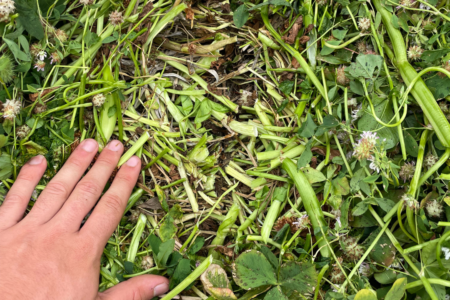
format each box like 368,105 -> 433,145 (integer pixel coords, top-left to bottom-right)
98,275 -> 169,300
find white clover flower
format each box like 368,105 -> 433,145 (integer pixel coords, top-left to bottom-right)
92,93 -> 106,107
331,284 -> 341,293
358,18 -> 371,31
293,214 -> 310,230
0,0 -> 15,18
445,294 -> 450,300
2,99 -> 21,119
442,247 -> 450,260
402,194 -> 419,210
368,157 -> 380,173
353,131 -> 379,160
420,0 -> 431,9
50,52 -> 60,65
351,104 -> 362,122
37,50 -> 47,61
34,60 -> 46,72
79,0 -> 93,5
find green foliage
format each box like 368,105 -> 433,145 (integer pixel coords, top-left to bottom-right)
234,250 -> 317,298
233,5 -> 249,29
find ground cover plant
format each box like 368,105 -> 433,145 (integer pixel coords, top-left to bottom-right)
2,0 -> 450,299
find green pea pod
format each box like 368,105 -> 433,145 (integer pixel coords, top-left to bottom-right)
97,65 -> 117,149
282,158 -> 330,257
261,186 -> 287,243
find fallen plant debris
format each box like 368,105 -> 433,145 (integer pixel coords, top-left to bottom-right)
3,0 -> 450,299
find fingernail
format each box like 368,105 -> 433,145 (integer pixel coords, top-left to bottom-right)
29,155 -> 44,165
107,140 -> 122,152
82,139 -> 97,152
126,156 -> 140,167
153,283 -> 169,296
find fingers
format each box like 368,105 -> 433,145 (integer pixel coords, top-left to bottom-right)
97,275 -> 169,300
25,139 -> 98,224
80,156 -> 140,246
0,155 -> 47,230
52,140 -> 124,231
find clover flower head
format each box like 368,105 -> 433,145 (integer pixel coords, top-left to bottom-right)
34,60 -> 46,72
358,18 -> 371,31
50,52 -> 61,65
408,45 -> 423,61
353,131 -> 378,160
399,161 -> 415,182
442,247 -> 450,260
37,50 -> 47,61
293,214 -> 310,230
402,193 -> 419,210
2,99 -> 21,120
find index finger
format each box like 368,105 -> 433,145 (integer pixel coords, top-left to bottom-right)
79,156 -> 141,247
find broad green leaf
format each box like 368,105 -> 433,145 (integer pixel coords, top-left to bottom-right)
404,131 -> 419,157
354,289 -> 377,300
0,153 -> 12,180
159,216 -> 177,242
391,14 -> 400,29
363,228 -> 396,266
0,135 -> 7,149
195,100 -> 211,124
352,201 -> 368,216
279,80 -> 295,95
298,113 -> 317,138
250,0 -> 291,10
85,31 -> 100,47
363,174 -> 379,183
200,264 -> 237,300
374,269 -> 397,284
148,234 -> 162,256
332,176 -> 350,195
421,49 -> 450,63
374,198 -> 395,212
180,95 -> 193,115
385,278 -> 407,300
264,287 -> 288,300
358,97 -> 399,150
15,0 -> 45,40
233,250 -> 277,289
278,261 -> 317,296
348,54 -> 383,79
302,167 -> 327,183
156,239 -> 175,268
425,73 -> 450,99
332,29 -> 348,40
297,143 -> 312,169
260,246 -> 279,270
315,115 -> 339,136
233,5 -> 249,29
2,38 -> 30,62
187,237 -> 205,255
170,259 -> 192,290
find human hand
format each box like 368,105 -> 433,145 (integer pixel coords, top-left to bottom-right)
0,139 -> 169,300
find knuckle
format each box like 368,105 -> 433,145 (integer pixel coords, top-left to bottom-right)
114,172 -> 135,185
3,193 -> 25,207
16,170 -> 37,184
132,289 -> 146,300
95,155 -> 117,167
44,181 -> 69,197
102,193 -> 124,215
67,155 -> 85,169
76,181 -> 101,197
